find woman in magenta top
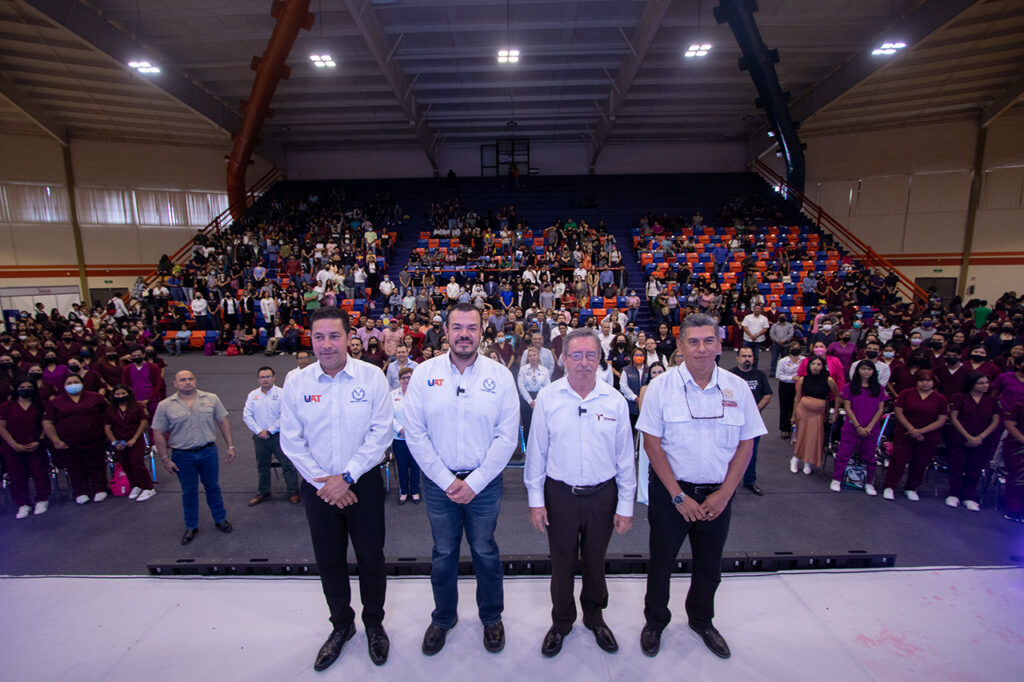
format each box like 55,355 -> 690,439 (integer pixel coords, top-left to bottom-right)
798,340 -> 846,392
884,370 -> 948,501
832,361 -> 888,495
947,372 -> 1001,511
42,374 -> 109,504
0,377 -> 49,518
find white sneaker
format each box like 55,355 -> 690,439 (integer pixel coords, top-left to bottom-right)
803,463 -> 812,475
136,489 -> 157,502
905,490 -> 920,502
829,480 -> 841,492
945,496 -> 960,508
128,486 -> 142,500
790,457 -> 799,473
864,484 -> 877,496
93,491 -> 108,503
964,500 -> 980,512
75,495 -> 90,505
34,501 -> 49,515
16,505 -> 31,519
882,487 -> 895,500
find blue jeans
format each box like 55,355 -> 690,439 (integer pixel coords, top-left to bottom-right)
422,474 -> 504,627
743,436 -> 761,486
392,439 -> 420,495
171,444 -> 226,529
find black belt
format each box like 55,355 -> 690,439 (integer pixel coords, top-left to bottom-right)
450,469 -> 475,480
678,480 -> 721,496
549,477 -> 614,497
173,442 -> 215,453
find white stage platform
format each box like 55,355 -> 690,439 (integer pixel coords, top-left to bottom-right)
2,568 -> 1022,681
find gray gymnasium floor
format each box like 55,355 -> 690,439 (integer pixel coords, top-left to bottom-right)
1,352 -> 1022,575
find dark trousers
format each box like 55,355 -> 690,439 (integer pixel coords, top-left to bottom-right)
391,439 -> 420,495
60,444 -> 107,498
742,436 -> 761,486
947,442 -> 993,502
301,472 -> 386,631
2,449 -> 50,506
253,432 -> 298,495
778,382 -> 796,432
118,441 -> 154,491
645,474 -> 731,631
884,435 -> 938,491
544,478 -> 617,634
1005,443 -> 1024,515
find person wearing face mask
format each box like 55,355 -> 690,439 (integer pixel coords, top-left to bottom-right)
985,322 -> 1019,361
827,329 -> 857,374
964,344 -> 1001,383
66,357 -> 105,396
850,340 -> 892,389
55,331 -> 82,364
103,384 -> 156,502
42,375 -> 109,504
909,317 -> 937,342
729,347 -> 772,495
884,370 -> 948,501
39,351 -> 70,390
0,355 -> 14,400
934,345 -> 969,399
620,349 -> 653,431
832,361 -> 887,495
776,343 -> 803,439
95,350 -> 125,391
947,372 -> 1001,512
0,378 -> 50,518
898,331 -> 925,362
797,341 -> 846,392
925,333 -> 947,366
122,350 -> 162,418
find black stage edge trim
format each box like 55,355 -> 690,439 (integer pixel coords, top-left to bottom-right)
147,551 -> 897,577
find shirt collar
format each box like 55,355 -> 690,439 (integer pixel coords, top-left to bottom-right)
313,359 -> 356,382
558,376 -> 610,402
445,351 -> 478,376
677,362 -> 720,391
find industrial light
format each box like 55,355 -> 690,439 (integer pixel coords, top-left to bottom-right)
684,43 -> 712,58
871,41 -> 906,56
128,60 -> 160,74
497,49 -> 520,64
309,54 -> 336,68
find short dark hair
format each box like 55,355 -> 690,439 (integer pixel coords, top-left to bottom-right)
446,302 -> 482,327
309,306 -> 350,333
257,366 -> 275,376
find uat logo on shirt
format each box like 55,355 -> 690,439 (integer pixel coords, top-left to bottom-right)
428,379 -> 444,387
303,395 -> 323,403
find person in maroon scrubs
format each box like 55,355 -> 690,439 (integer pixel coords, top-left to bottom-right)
104,384 -> 155,502
884,370 -> 948,501
946,372 -> 1001,511
42,374 -> 108,504
1001,398 -> 1024,524
0,378 -> 49,518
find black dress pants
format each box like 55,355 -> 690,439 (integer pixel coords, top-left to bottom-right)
644,473 -> 731,631
302,470 -> 386,631
544,477 -> 617,634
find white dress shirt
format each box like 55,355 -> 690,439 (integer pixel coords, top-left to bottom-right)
279,358 -> 393,488
524,378 -> 636,516
636,364 -> 767,484
519,346 -> 556,374
404,352 -> 520,494
242,385 -> 283,435
517,363 -> 551,402
776,355 -> 802,383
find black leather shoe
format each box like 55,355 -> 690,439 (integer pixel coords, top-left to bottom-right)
689,622 -> 731,659
422,622 -> 452,656
215,520 -> 233,533
586,623 -> 618,653
314,626 -> 355,671
397,495 -> 407,506
180,528 -> 198,545
744,483 -> 764,496
366,624 -> 389,666
640,624 -> 661,657
483,621 -> 505,653
541,626 -> 568,657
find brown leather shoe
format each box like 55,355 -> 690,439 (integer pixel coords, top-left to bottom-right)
289,493 -> 301,504
248,492 -> 270,506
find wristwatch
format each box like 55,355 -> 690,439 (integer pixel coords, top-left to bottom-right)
671,491 -> 686,506
342,472 -> 356,485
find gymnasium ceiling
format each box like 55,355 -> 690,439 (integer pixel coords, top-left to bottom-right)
1,0 -> 1022,169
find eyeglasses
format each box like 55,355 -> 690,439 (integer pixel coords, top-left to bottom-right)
683,381 -> 724,420
566,351 -> 600,362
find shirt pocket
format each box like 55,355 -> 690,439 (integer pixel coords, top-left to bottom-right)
716,411 -> 744,451
662,404 -> 692,443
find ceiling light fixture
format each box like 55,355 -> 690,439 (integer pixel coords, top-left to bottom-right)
309,54 -> 336,68
871,41 -> 906,56
497,49 -> 520,64
684,43 -> 712,58
128,60 -> 160,74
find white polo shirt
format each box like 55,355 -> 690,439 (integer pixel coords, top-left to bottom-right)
404,351 -> 520,494
279,358 -> 393,488
636,363 -> 766,484
242,385 -> 283,435
524,377 -> 636,516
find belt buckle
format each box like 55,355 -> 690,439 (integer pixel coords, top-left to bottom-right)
571,485 -> 585,495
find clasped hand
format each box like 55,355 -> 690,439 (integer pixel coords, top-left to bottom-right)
314,475 -> 358,508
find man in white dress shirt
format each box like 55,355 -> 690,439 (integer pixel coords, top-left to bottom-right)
280,307 -> 394,670
525,329 -> 635,658
283,350 -> 312,386
637,313 -> 766,660
404,302 -> 520,656
242,366 -> 299,506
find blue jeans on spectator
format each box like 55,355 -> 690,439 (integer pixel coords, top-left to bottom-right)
171,443 -> 226,530
714,261 -> 727,276
628,307 -> 639,324
742,340 -> 762,369
422,473 -> 504,628
743,436 -> 761,487
769,342 -> 786,376
392,439 -> 420,496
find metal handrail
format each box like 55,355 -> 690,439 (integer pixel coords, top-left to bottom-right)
751,158 -> 928,304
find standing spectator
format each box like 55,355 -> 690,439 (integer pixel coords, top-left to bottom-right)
620,349 -> 652,430
382,318 -> 405,358
947,372 -> 1001,511
769,314 -> 794,377
791,356 -> 838,475
729,347 -> 771,495
103,384 -> 156,502
391,366 -> 420,505
776,343 -> 803,439
832,361 -> 887,495
0,378 -> 49,517
883,370 -> 948,501
122,348 -> 162,418
517,347 -> 551,444
385,344 -> 418,391
190,292 -> 211,331
42,375 -> 108,504
152,370 -> 236,545
243,366 -> 300,506
740,303 -> 769,369
1001,399 -> 1024,523
827,329 -> 857,375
